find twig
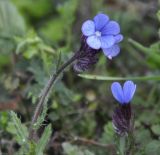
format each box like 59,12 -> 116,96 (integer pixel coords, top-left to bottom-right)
72,136 -> 115,149
0,139 -> 15,155
48,133 -> 116,154
0,96 -> 21,111
28,53 -> 78,140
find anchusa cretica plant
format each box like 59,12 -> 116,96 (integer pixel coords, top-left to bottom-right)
29,13 -> 124,139
2,3 -> 155,154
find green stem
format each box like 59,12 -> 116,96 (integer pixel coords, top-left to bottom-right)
119,136 -> 126,155
126,133 -> 135,155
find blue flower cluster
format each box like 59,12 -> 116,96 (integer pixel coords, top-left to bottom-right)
79,15 -> 136,106
82,13 -> 123,59
74,13 -> 137,135
80,13 -> 136,104
74,13 -> 123,72
78,13 -> 137,135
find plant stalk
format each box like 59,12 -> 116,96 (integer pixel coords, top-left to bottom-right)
28,53 -> 78,140
126,132 -> 135,155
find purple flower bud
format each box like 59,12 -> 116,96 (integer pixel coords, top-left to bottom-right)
112,104 -> 133,136
73,36 -> 100,72
73,51 -> 99,72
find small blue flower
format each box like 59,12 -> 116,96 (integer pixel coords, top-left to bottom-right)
111,81 -> 136,104
81,13 -> 123,59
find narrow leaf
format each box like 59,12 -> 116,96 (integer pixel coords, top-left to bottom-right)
128,38 -> 160,65
0,0 -> 25,37
35,124 -> 52,155
33,104 -> 48,130
10,111 -> 28,144
78,74 -> 160,81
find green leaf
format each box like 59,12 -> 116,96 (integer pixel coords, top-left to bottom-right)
23,47 -> 38,59
7,111 -> 28,145
0,0 -> 25,53
78,74 -> 160,81
33,104 -> 48,130
40,18 -> 65,42
12,0 -> 52,18
139,111 -> 159,125
101,122 -> 114,144
57,0 -> 78,25
15,141 -> 36,155
0,37 -> 15,54
62,142 -> 80,155
145,140 -> 160,155
4,76 -> 20,91
0,0 -> 25,37
35,124 -> 52,155
135,128 -> 152,146
0,54 -> 10,69
84,150 -> 95,155
151,125 -> 160,136
15,31 -> 43,55
150,41 -> 160,53
54,82 -> 75,106
128,38 -> 160,66
0,111 -> 9,129
62,142 -> 95,155
40,0 -> 78,43
157,10 -> 160,21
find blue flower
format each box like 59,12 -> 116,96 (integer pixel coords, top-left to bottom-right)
111,81 -> 136,104
81,13 -> 123,59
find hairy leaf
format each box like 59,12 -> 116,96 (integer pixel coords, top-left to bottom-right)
8,111 -> 28,145
35,124 -> 52,155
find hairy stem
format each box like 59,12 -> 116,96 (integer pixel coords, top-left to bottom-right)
28,53 -> 78,140
119,136 -> 126,155
126,132 -> 135,155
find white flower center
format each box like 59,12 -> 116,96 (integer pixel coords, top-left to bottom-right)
95,31 -> 101,37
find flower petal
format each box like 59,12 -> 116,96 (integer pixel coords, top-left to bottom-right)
100,35 -> 115,49
81,20 -> 95,36
101,21 -> 120,35
87,35 -> 101,49
102,44 -> 120,59
115,34 -> 123,43
93,13 -> 109,31
123,81 -> 136,103
111,82 -> 124,104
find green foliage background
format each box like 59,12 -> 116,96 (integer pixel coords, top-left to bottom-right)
0,0 -> 160,154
